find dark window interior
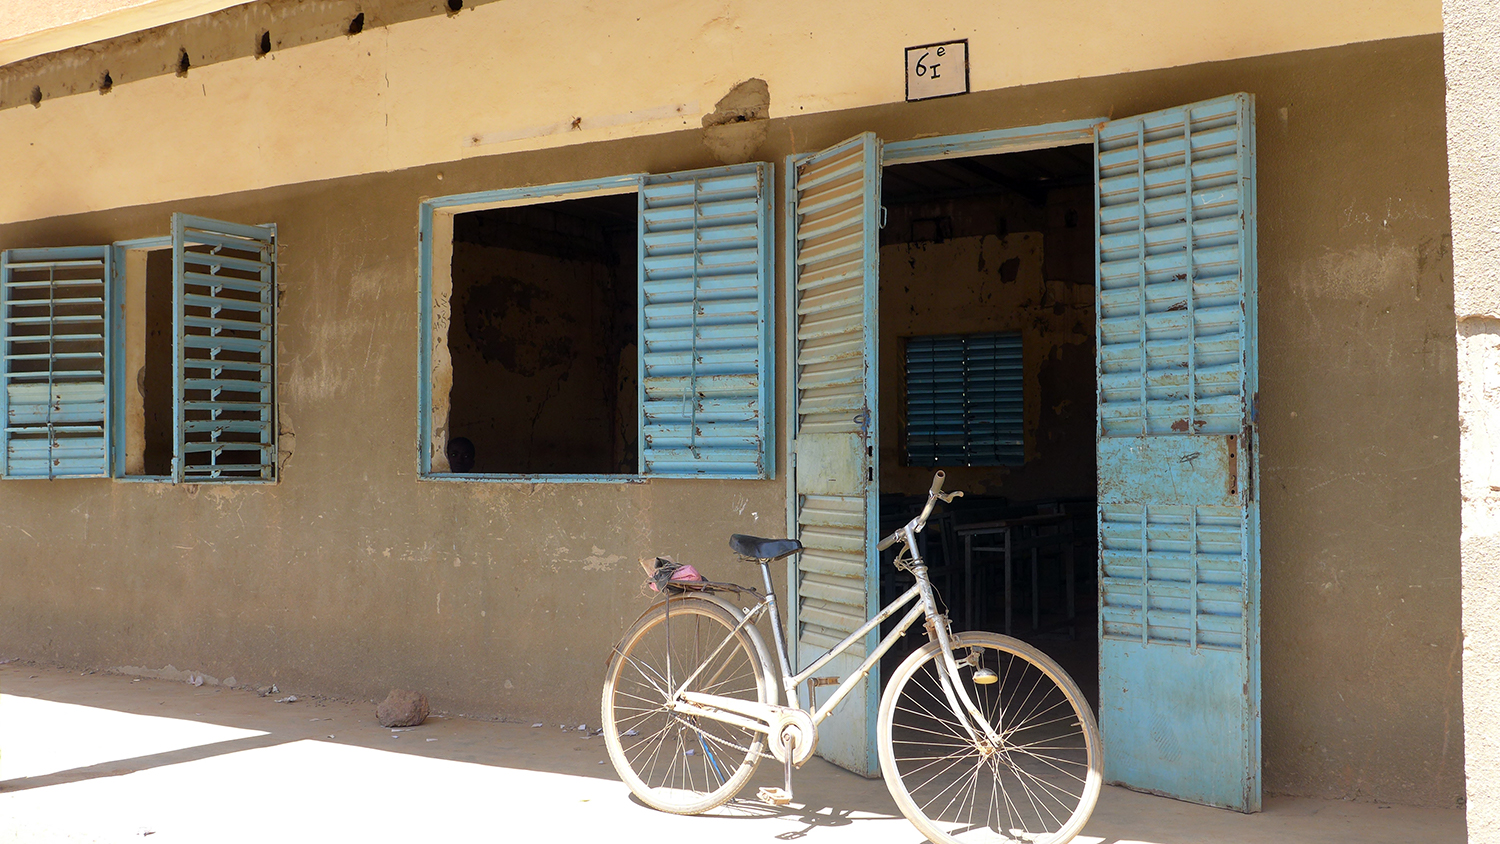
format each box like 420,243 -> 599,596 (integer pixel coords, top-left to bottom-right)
446,194 -> 638,475
141,248 -> 173,475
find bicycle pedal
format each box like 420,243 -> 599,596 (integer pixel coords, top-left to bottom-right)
757,786 -> 793,806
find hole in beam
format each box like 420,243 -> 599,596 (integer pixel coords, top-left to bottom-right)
348,12 -> 365,34
177,49 -> 191,76
447,0 -> 462,12
29,86 -> 41,107
258,31 -> 271,55
100,71 -> 113,93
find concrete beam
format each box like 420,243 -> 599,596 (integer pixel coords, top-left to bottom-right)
0,0 -> 251,68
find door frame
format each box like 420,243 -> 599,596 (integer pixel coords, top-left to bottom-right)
783,116 -> 1105,771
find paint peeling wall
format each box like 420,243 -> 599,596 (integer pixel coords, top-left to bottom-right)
0,33 -> 1461,807
877,185 -> 1096,502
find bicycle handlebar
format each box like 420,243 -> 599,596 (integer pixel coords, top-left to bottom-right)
877,472 -> 963,552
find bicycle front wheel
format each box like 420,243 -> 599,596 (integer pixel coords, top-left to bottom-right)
878,632 -> 1101,844
601,596 -> 769,815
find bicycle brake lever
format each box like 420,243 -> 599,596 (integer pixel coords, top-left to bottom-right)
938,491 -> 964,503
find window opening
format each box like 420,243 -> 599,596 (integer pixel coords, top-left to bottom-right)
876,146 -> 1099,710
125,247 -> 174,475
441,193 -> 638,475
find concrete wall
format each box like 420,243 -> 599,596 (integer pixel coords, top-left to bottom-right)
1444,0 -> 1500,837
0,0 -> 1440,223
0,34 -> 1460,807
878,233 -> 1095,502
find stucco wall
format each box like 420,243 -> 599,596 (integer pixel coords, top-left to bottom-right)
0,35 -> 1460,806
0,0 -> 1441,224
1444,0 -> 1500,837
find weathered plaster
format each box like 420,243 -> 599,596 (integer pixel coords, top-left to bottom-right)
1445,0 -> 1500,835
0,0 -> 1441,225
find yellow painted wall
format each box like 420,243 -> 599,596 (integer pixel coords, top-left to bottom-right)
0,0 -> 1439,225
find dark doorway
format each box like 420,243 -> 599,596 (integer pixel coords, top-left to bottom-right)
875,146 -> 1099,711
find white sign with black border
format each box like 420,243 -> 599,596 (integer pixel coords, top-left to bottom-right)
905,40 -> 969,102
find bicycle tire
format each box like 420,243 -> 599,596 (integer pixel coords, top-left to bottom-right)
878,631 -> 1102,844
601,596 -> 769,814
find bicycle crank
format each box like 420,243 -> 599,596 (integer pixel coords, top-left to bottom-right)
767,708 -> 818,766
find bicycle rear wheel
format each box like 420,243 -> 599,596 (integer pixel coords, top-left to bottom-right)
601,596 -> 769,814
878,632 -> 1101,844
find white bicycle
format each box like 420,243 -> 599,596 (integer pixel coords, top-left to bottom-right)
602,471 -> 1102,844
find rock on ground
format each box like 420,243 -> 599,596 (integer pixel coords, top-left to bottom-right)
376,689 -> 430,727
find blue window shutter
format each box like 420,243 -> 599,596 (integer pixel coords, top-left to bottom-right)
904,331 -> 1022,466
1,246 -> 111,479
639,163 -> 773,478
171,214 -> 277,482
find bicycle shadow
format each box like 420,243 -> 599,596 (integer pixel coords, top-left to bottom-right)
640,793 -> 906,841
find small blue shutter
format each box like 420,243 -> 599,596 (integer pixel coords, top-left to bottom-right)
172,214 -> 277,482
639,163 -> 773,477
0,246 -> 111,478
905,331 -> 1022,466
1095,94 -> 1260,811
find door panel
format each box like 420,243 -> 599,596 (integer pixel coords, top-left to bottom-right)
786,133 -> 881,776
1095,94 -> 1260,810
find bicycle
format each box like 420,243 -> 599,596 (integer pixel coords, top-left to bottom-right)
601,471 -> 1102,844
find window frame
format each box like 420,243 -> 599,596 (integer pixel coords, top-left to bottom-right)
110,235 -> 173,482
0,217 -> 278,485
418,167 -> 774,483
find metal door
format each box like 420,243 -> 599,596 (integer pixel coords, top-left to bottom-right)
1094,94 -> 1260,810
785,133 -> 882,776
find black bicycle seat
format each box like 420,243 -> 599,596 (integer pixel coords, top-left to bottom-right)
729,534 -> 803,561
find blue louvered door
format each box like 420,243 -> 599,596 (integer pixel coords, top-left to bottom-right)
0,246 -> 111,478
786,133 -> 882,776
1094,94 -> 1260,810
172,214 -> 277,482
639,163 -> 773,478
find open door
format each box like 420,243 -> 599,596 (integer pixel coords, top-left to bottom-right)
785,133 -> 882,776
1094,94 -> 1260,810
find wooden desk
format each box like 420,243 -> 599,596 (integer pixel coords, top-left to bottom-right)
955,513 -> 1075,635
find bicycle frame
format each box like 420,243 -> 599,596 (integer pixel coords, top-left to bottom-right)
663,487 -> 1003,753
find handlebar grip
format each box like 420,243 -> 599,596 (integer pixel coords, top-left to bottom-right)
930,471 -> 946,495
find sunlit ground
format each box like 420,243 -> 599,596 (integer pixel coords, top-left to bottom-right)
0,690 -> 1464,844
0,695 -> 907,844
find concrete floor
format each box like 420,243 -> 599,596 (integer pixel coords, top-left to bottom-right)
0,662 -> 1464,844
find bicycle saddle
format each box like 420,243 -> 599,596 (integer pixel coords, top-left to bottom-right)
729,534 -> 803,561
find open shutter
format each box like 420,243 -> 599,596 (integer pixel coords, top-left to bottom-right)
172,214 -> 277,482
786,133 -> 882,776
1095,94 -> 1260,810
639,163 -> 773,477
1,246 -> 111,478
